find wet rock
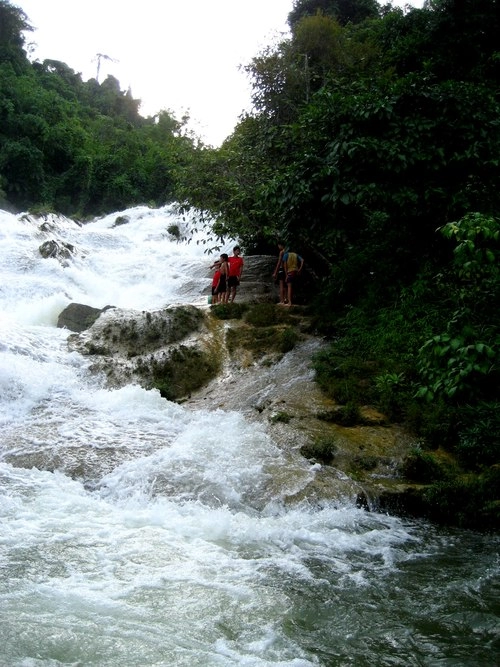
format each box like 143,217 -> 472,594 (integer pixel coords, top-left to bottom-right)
64,304 -> 219,400
39,239 -> 76,261
234,254 -> 313,305
225,255 -> 278,304
57,302 -> 110,332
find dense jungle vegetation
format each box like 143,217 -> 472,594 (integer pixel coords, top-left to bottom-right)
1,0 -> 499,528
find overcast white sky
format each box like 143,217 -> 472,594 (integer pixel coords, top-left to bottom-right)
18,0 -> 422,146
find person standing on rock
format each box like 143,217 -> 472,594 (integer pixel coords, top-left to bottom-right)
282,250 -> 304,306
215,254 -> 229,301
227,246 -> 244,303
209,259 -> 221,305
273,241 -> 287,304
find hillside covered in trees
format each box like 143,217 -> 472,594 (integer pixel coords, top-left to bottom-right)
1,0 -> 499,528
0,0 -> 199,215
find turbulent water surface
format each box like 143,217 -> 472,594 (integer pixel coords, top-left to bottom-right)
1,206 -> 499,666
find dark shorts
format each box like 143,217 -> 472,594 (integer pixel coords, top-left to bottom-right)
216,275 -> 227,294
286,271 -> 298,284
227,275 -> 239,288
277,268 -> 286,281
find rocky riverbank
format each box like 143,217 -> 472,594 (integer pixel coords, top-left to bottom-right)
57,259 -> 428,519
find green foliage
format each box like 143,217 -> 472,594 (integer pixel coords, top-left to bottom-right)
416,332 -> 496,401
422,467 -> 500,530
401,447 -> 450,484
455,403 -> 500,471
280,326 -> 299,353
0,1 -> 198,215
167,224 -> 181,239
0,0 -> 32,69
416,213 -> 499,402
288,0 -> 380,30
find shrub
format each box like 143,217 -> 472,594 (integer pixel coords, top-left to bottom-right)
455,402 -> 500,470
280,327 -> 298,353
401,447 -> 449,483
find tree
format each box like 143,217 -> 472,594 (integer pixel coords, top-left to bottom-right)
0,0 -> 32,69
288,0 -> 380,29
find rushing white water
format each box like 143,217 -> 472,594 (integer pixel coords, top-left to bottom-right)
1,205 -> 499,667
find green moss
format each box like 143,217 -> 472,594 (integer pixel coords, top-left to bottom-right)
317,402 -> 364,426
244,303 -> 279,327
149,345 -> 219,401
401,447 -> 450,483
312,349 -> 380,404
226,325 -> 298,358
300,437 -> 338,464
270,411 -> 292,424
210,303 -> 246,320
280,327 -> 298,353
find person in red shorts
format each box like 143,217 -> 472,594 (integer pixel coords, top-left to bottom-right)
227,246 -> 244,303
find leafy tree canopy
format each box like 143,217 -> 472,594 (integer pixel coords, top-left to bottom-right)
288,0 -> 380,28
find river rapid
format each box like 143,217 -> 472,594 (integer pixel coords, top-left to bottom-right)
0,205 -> 498,666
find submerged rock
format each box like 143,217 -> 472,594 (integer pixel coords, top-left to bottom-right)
39,239 -> 76,263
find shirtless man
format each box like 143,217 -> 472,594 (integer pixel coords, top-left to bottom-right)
273,241 -> 287,304
282,250 -> 304,306
215,254 -> 229,301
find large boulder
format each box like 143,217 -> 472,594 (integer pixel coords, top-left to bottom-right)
64,304 -> 219,401
234,254 -> 312,305
57,303 -> 109,332
39,239 -> 76,261
209,255 -> 278,304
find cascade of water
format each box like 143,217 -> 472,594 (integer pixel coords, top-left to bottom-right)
0,206 -> 498,667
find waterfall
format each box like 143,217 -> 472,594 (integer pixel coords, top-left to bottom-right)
1,205 -> 498,666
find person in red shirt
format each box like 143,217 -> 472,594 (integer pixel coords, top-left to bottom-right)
227,246 -> 244,303
209,260 -> 221,304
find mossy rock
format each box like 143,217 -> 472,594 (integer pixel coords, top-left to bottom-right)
227,325 -> 299,358
270,411 -> 292,424
149,345 -> 219,401
401,448 -> 453,483
210,303 -> 246,320
300,437 -> 338,464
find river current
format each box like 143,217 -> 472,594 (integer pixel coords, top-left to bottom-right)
0,205 -> 498,666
